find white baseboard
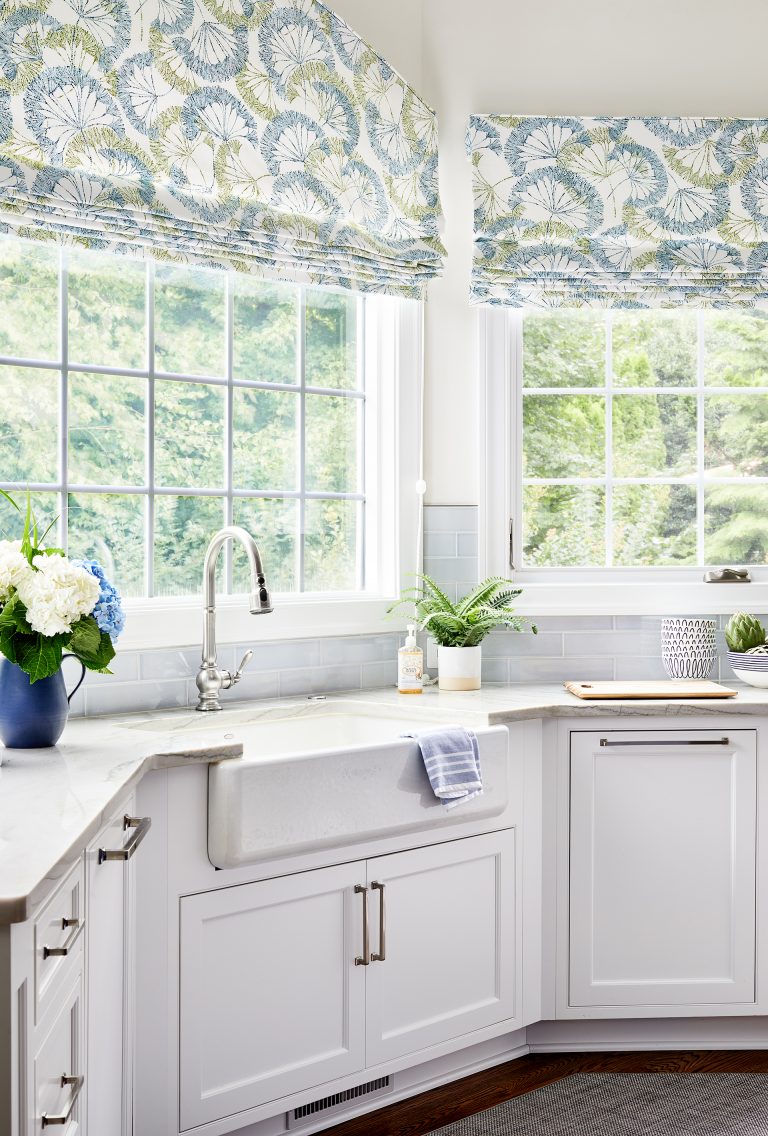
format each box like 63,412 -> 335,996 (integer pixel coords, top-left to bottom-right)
528,1016 -> 768,1052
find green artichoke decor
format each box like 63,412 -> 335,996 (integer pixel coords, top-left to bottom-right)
724,612 -> 767,653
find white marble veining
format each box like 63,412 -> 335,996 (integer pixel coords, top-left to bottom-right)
3,681 -> 768,925
0,718 -> 242,924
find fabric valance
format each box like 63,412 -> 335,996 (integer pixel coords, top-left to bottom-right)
467,114 -> 768,308
0,0 -> 444,296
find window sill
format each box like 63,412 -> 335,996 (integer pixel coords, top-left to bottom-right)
118,595 -> 404,653
510,580 -> 768,618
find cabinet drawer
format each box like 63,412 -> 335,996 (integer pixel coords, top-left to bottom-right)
35,860 -> 85,1024
34,971 -> 84,1134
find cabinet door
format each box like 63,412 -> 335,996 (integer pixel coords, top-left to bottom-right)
365,830 -> 517,1066
34,971 -> 84,1135
86,803 -> 142,1136
569,729 -> 757,1009
179,862 -> 366,1130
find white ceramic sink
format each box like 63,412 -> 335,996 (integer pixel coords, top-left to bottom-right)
200,703 -> 510,868
208,712 -> 423,756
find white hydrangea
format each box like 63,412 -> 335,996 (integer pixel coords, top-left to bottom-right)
0,540 -> 33,603
16,555 -> 100,638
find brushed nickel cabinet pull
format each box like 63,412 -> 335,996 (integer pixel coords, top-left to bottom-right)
42,918 -> 82,960
98,815 -> 151,864
354,885 -> 370,966
599,737 -> 729,747
41,1074 -> 83,1126
371,881 -> 386,963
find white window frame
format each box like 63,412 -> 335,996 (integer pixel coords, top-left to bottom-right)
1,243 -> 422,650
479,306 -> 768,615
121,295 -> 423,649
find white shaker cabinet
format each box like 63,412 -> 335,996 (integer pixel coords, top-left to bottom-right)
178,830 -> 517,1131
568,729 -> 757,1010
365,830 -> 516,1066
86,802 -> 151,1136
179,861 -> 367,1130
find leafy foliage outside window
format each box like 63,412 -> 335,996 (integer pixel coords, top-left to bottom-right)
0,239 -> 365,599
521,310 -> 768,569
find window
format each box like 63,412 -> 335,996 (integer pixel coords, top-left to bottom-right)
518,309 -> 768,570
480,307 -> 768,612
0,239 -> 415,617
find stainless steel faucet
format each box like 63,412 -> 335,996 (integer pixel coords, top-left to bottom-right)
195,526 -> 273,712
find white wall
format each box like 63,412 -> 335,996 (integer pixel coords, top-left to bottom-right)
330,0 -> 768,504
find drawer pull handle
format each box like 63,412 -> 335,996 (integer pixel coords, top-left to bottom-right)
42,919 -> 81,960
599,737 -> 729,747
354,885 -> 370,966
98,815 -> 151,864
41,1073 -> 83,1126
371,881 -> 386,963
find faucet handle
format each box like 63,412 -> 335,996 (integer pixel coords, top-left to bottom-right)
231,650 -> 254,686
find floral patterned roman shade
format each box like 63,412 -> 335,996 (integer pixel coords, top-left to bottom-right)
0,0 -> 444,296
467,115 -> 768,308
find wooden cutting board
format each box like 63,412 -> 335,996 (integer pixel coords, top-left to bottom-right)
564,679 -> 738,700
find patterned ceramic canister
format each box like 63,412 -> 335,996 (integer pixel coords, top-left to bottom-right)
661,618 -> 717,680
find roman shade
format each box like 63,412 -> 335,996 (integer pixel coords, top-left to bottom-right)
0,0 -> 444,296
467,114 -> 768,308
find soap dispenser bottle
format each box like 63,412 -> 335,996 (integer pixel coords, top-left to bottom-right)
398,623 -> 423,694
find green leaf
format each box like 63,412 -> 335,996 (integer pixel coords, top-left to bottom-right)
18,634 -> 65,683
0,594 -> 32,635
67,615 -> 101,660
0,489 -> 19,515
77,630 -> 115,674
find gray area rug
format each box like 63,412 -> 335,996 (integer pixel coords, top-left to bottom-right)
427,1074 -> 768,1135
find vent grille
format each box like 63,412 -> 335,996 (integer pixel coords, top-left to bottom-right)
287,1076 -> 392,1129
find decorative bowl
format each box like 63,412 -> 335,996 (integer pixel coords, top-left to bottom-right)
726,651 -> 768,688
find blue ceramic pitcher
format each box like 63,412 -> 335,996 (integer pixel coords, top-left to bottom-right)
0,656 -> 86,749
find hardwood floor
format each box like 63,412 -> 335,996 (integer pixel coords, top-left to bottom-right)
321,1051 -> 768,1136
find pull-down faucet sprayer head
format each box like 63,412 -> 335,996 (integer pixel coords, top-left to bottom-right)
196,525 -> 273,711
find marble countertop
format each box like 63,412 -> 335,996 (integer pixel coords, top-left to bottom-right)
3,680 -> 768,926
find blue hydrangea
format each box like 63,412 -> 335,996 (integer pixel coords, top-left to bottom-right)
72,559 -> 125,641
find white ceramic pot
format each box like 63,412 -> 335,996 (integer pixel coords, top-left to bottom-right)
438,645 -> 482,691
661,617 -> 716,680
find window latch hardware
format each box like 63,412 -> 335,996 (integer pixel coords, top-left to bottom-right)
703,568 -> 751,584
508,518 -> 515,571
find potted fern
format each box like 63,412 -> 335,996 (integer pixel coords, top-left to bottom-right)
390,575 -> 537,691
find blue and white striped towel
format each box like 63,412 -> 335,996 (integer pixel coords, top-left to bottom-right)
404,725 -> 483,810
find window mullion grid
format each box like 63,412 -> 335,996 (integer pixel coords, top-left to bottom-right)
59,249 -> 69,552
146,260 -> 156,599
224,271 -> 235,594
297,288 -> 307,592
696,309 -> 706,566
604,312 -> 614,569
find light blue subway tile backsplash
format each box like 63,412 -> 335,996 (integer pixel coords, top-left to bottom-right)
563,631 -> 643,657
457,532 -> 479,558
423,532 -> 457,558
423,556 -> 479,584
507,656 -> 615,683
422,505 -> 479,533
362,660 -> 398,688
67,505 -> 743,717
481,658 -> 509,683
279,664 -> 362,698
483,631 -> 563,657
320,634 -> 400,666
240,639 -> 322,671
